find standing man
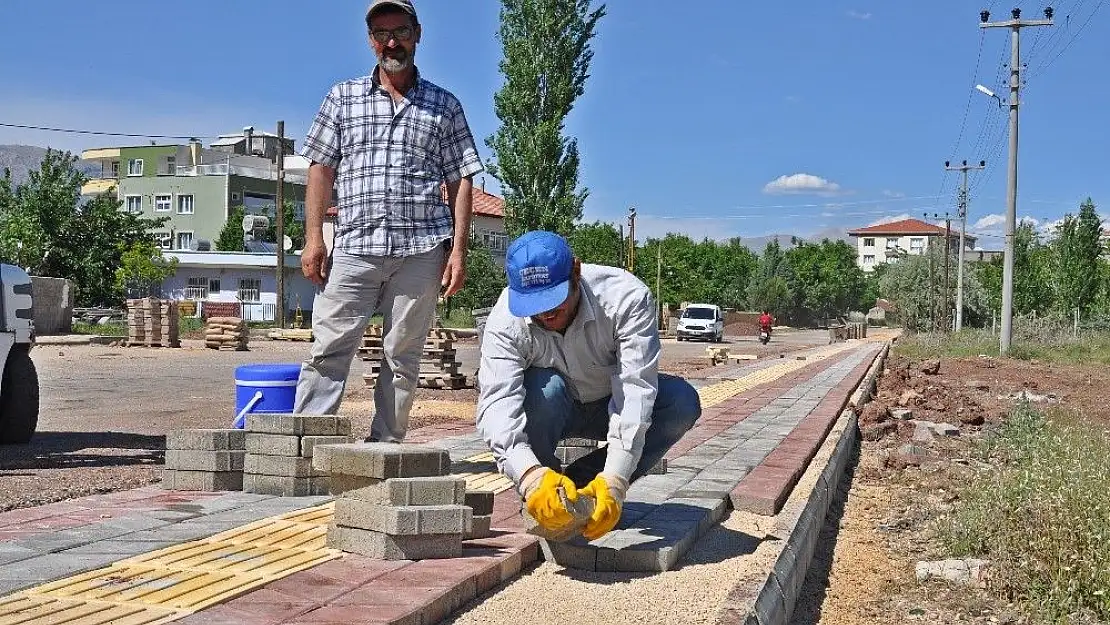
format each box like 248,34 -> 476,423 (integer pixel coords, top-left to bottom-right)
476,231 -> 702,541
294,0 -> 484,443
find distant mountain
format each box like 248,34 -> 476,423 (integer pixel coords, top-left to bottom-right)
739,227 -> 850,252
0,145 -> 100,187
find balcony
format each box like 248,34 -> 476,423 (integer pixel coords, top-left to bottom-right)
175,164 -> 306,184
81,178 -> 118,196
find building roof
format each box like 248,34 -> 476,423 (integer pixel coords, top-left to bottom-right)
847,218 -> 975,240
165,250 -> 300,269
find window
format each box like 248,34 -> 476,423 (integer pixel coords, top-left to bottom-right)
863,238 -> 875,247
153,232 -> 172,249
185,277 -> 210,299
110,161 -> 120,177
176,231 -> 194,250
127,158 -> 144,176
885,238 -> 897,248
910,237 -> 925,250
177,194 -> 195,214
163,156 -> 176,175
238,278 -> 261,303
209,278 -> 221,294
863,254 -> 876,264
154,194 -> 171,212
294,201 -> 305,221
125,195 -> 143,214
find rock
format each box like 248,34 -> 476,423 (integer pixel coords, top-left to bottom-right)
959,412 -> 986,426
915,558 -> 990,586
1008,390 -> 1058,403
912,422 -> 936,443
964,380 -> 990,391
861,421 -> 896,441
933,423 -> 960,436
860,402 -> 892,424
891,408 -> 914,421
924,400 -> 948,412
899,390 -> 923,407
887,443 -> 935,468
919,359 -> 941,375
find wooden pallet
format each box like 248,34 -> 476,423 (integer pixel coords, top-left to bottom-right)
362,373 -> 471,390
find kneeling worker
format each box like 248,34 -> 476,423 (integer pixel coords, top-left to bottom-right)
475,231 -> 702,541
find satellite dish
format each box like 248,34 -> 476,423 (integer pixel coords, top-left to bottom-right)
283,236 -> 293,251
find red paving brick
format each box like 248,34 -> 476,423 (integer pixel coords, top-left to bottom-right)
729,346 -> 880,515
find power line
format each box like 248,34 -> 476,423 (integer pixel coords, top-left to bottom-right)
1027,0 -> 1104,81
0,122 -> 214,140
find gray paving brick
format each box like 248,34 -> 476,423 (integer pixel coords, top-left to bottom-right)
326,524 -> 462,560
647,458 -> 668,475
301,436 -> 353,457
329,473 -> 382,494
334,500 -> 470,535
166,429 -> 246,451
161,469 -> 243,492
245,414 -> 351,437
11,524 -> 133,555
559,437 -> 600,447
465,514 -> 492,540
89,514 -> 172,533
164,450 -> 245,472
0,544 -> 37,566
539,537 -> 597,571
244,454 -> 321,478
246,433 -> 300,457
243,472 -> 329,496
311,442 -> 452,479
0,552 -> 121,583
464,490 -> 495,516
363,477 -> 467,506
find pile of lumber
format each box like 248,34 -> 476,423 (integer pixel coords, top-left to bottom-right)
125,298 -> 180,348
359,325 -> 468,389
205,316 -> 249,351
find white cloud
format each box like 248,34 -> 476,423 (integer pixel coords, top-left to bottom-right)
847,10 -> 873,19
762,173 -> 844,197
973,214 -> 1006,230
1019,216 -> 1040,228
868,213 -> 913,227
882,189 -> 906,199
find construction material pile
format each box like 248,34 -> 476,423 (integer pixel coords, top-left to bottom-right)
359,325 -> 468,389
126,298 -> 180,348
205,316 -> 249,351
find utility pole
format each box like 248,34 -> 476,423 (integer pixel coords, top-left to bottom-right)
627,206 -> 637,272
946,159 -> 987,331
980,7 -> 1053,354
925,213 -> 937,331
934,212 -> 953,331
618,224 -> 625,269
275,120 -> 286,329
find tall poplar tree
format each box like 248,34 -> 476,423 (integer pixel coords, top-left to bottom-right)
485,0 -> 606,238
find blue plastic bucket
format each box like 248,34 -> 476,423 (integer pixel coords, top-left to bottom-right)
233,363 -> 301,429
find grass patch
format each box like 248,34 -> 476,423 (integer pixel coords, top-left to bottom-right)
72,321 -> 126,337
941,404 -> 1110,623
437,307 -> 475,329
895,327 -> 1110,366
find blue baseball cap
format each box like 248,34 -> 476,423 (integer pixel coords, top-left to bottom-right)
505,231 -> 574,317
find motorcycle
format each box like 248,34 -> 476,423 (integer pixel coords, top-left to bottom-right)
759,328 -> 771,344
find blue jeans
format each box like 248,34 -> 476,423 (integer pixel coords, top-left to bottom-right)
521,368 -> 702,487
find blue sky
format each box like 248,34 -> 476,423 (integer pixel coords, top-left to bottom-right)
1,0 -> 1106,248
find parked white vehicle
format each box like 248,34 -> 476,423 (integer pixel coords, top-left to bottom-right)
0,264 -> 38,444
676,303 -> 724,342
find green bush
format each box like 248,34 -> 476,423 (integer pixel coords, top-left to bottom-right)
942,405 -> 1110,622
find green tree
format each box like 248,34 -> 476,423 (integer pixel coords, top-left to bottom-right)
783,239 -> 866,323
1050,198 -> 1103,316
452,237 -> 507,313
0,149 -> 168,305
485,0 -> 606,238
747,240 -> 793,314
567,220 -> 622,267
115,241 -> 178,297
264,200 -> 306,251
977,222 -> 1053,316
216,206 -> 247,251
880,244 -> 988,331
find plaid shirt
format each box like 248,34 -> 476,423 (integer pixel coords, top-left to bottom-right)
301,68 -> 484,257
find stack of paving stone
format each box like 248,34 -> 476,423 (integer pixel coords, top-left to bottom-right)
126,297 -> 180,348
243,414 -> 352,496
314,442 -> 484,559
204,316 -> 249,351
556,437 -> 668,475
359,325 -> 468,389
163,429 -> 246,491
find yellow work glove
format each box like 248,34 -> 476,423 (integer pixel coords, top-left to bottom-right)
521,467 -> 579,532
578,472 -> 629,541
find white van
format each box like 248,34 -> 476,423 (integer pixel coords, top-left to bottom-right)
676,303 -> 724,342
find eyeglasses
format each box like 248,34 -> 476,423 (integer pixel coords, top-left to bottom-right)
371,26 -> 414,44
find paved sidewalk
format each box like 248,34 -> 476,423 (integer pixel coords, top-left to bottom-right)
0,340 -> 885,624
